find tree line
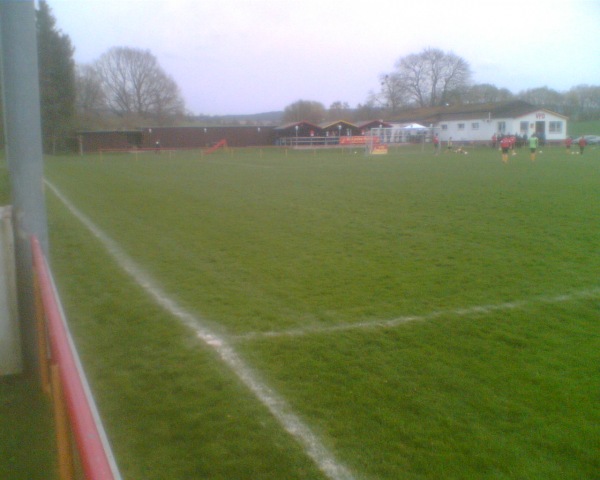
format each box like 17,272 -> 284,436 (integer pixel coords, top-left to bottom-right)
284,48 -> 600,125
0,1 -> 186,153
368,47 -> 600,121
1,3 -> 598,153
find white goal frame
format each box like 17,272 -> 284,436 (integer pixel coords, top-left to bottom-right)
365,127 -> 393,155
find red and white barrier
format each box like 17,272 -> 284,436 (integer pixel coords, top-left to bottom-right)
32,236 -> 121,480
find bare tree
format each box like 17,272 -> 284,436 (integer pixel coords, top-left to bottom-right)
565,84 -> 600,120
75,64 -> 107,126
517,86 -> 563,109
372,74 -> 409,114
283,100 -> 326,124
392,47 -> 472,108
463,83 -> 514,104
354,101 -> 382,121
94,47 -> 185,123
328,101 -> 351,120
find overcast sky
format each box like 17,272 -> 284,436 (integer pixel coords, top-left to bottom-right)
47,0 -> 600,116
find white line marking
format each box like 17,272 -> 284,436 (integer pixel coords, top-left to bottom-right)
46,180 -> 356,480
235,289 -> 600,341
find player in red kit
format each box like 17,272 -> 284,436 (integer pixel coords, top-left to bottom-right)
565,136 -> 572,155
500,136 -> 512,163
578,136 -> 587,155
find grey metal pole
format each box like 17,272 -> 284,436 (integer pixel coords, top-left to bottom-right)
0,0 -> 49,373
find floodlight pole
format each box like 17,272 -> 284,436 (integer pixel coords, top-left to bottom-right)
0,0 -> 49,374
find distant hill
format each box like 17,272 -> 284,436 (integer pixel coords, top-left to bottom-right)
192,111 -> 284,125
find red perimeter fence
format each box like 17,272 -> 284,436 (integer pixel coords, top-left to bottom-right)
31,236 -> 121,480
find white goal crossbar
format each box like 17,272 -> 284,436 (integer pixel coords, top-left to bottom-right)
367,126 -> 435,154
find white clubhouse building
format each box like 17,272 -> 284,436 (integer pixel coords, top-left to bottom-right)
392,101 -> 569,145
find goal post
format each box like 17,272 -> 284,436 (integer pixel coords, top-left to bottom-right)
366,127 -> 391,155
367,126 -> 439,154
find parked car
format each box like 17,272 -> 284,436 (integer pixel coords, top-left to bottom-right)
571,134 -> 600,145
582,135 -> 600,145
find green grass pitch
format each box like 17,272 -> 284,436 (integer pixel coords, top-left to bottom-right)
36,144 -> 600,479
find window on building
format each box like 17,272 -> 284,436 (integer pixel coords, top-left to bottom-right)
549,121 -> 563,133
458,123 -> 465,130
441,124 -> 448,130
520,121 -> 528,133
471,122 -> 479,130
497,121 -> 506,133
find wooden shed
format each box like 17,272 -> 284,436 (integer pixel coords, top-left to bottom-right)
319,120 -> 361,137
274,121 -> 323,142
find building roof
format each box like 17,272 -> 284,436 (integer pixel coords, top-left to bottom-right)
274,121 -> 322,131
355,120 -> 393,129
390,101 -> 568,124
318,120 -> 358,129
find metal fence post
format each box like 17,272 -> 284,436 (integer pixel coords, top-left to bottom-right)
0,0 -> 50,373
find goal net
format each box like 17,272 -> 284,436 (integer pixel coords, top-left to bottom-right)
366,127 -> 392,155
367,126 -> 435,154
